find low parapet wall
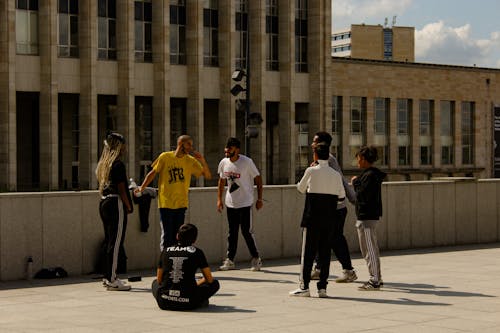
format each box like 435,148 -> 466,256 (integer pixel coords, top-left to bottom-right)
1,179 -> 499,280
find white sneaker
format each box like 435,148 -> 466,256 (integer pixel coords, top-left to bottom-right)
335,269 -> 358,283
219,258 -> 236,271
106,278 -> 131,291
318,289 -> 327,298
289,288 -> 310,297
250,257 -> 262,271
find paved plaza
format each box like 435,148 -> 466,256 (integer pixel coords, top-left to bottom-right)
1,244 -> 500,332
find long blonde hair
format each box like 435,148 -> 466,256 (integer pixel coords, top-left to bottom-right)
96,133 -> 125,195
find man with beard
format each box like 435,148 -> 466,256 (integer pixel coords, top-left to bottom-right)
217,137 -> 263,271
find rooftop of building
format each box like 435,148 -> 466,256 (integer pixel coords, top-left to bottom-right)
1,243 -> 499,332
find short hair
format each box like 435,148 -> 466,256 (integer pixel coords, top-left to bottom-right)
225,137 -> 241,149
315,144 -> 330,160
177,223 -> 198,246
356,145 -> 379,163
314,131 -> 332,146
177,135 -> 192,144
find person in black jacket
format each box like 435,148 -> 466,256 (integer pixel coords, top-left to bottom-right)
352,146 -> 386,291
289,144 -> 345,298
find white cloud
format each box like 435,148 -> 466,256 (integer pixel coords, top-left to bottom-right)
416,21 -> 500,67
333,0 -> 413,29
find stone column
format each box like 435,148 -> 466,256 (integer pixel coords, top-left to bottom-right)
79,0 -> 98,189
0,0 -> 14,190
152,0 -> 169,157
388,98 -> 398,169
38,0 -> 59,190
117,1 -> 135,174
411,98 -> 420,168
248,0 -> 265,171
278,0 -> 294,184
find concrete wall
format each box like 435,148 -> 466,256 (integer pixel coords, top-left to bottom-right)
1,179 -> 500,281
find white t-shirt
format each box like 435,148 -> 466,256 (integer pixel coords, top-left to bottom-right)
218,154 -> 260,208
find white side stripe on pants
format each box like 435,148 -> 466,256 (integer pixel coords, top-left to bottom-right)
111,196 -> 124,282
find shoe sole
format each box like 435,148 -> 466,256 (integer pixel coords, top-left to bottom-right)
289,293 -> 310,297
107,286 -> 131,291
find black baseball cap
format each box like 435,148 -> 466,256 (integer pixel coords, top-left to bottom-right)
107,132 -> 125,144
226,137 -> 241,148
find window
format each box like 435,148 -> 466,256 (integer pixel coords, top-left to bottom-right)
235,0 -> 248,70
295,0 -> 307,72
266,0 -> 279,71
136,97 -> 153,181
374,98 -> 389,165
383,28 -> 392,60
419,100 -> 433,165
16,0 -> 39,55
58,0 -> 79,58
203,0 -> 219,67
135,0 -> 152,62
170,0 -> 186,65
349,97 -> 366,166
295,103 -> 309,181
397,99 -> 411,165
461,102 -> 474,164
440,101 -> 454,165
332,96 -> 342,162
98,0 -> 116,60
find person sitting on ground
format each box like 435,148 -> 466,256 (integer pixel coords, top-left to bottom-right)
152,223 -> 220,310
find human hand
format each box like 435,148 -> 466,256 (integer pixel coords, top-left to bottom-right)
256,199 -> 263,210
217,200 -> 224,213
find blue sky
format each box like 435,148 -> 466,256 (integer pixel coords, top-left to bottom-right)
332,0 -> 500,68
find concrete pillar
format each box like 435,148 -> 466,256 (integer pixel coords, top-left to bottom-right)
278,0 -> 294,184
79,0 -> 98,189
116,1 -> 135,174
39,0 -> 59,190
411,98 -> 419,168
152,0 -> 169,159
0,0 -> 16,191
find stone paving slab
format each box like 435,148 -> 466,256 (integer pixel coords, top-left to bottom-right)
0,244 -> 499,332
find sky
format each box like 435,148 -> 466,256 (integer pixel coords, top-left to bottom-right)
332,0 -> 500,68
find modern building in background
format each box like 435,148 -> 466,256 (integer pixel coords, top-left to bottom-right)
332,23 -> 415,62
0,1 -> 499,192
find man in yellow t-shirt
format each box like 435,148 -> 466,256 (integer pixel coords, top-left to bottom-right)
136,135 -> 212,250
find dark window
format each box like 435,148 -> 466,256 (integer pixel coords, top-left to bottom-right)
58,0 -> 79,57
135,0 -> 153,63
97,0 -> 117,60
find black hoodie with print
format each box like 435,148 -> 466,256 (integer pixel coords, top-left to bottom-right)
352,167 -> 386,220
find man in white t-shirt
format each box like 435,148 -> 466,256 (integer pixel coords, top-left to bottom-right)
217,137 -> 263,271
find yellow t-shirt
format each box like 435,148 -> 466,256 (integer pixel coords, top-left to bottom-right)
151,151 -> 203,209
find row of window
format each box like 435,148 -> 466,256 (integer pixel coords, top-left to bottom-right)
332,45 -> 351,53
332,32 -> 351,41
15,0 -> 308,72
331,96 -> 475,167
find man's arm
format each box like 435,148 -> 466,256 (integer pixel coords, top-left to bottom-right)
217,178 -> 226,212
156,267 -> 163,284
135,169 -> 157,195
192,151 -> 212,180
254,175 -> 263,210
197,267 -> 214,286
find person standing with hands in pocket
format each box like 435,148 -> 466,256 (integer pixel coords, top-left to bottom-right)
217,137 -> 264,271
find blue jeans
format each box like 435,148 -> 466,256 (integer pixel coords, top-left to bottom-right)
159,208 -> 187,250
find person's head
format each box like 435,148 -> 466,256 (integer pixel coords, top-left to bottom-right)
95,132 -> 126,194
312,132 -> 333,149
177,223 -> 198,246
314,143 -> 330,161
177,135 -> 194,154
355,145 -> 379,168
224,137 -> 241,159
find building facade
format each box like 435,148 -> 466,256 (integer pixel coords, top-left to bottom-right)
0,0 -> 332,191
0,1 -> 499,192
330,58 -> 500,180
332,24 -> 415,62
